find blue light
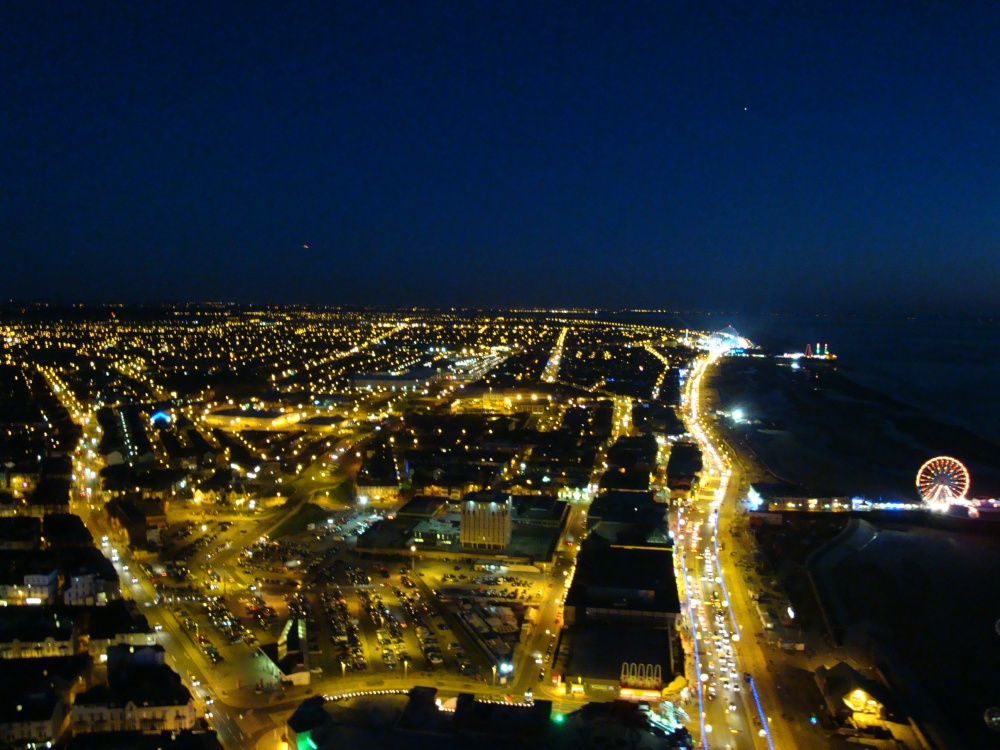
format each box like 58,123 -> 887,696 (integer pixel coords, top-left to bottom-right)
749,677 -> 777,750
150,411 -> 171,425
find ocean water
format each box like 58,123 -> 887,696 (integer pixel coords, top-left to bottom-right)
636,313 -> 1000,446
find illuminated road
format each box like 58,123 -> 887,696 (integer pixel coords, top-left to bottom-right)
541,326 -> 568,383
677,345 -> 794,750
40,332 -> 801,748
676,481 -> 757,749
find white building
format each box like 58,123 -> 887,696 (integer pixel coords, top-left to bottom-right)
72,694 -> 198,733
72,660 -> 196,734
460,495 -> 512,551
63,570 -> 113,606
0,568 -> 61,605
24,569 -> 60,603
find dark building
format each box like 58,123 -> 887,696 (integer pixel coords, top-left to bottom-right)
632,402 -> 686,439
587,490 -> 669,546
105,495 -> 167,550
72,659 -> 198,733
558,533 -> 681,700
43,513 -> 94,549
0,515 -> 42,549
0,654 -> 93,747
27,477 -> 71,516
665,442 -> 702,498
286,686 -> 692,750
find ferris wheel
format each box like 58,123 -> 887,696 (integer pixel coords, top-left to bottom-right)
916,456 -> 970,503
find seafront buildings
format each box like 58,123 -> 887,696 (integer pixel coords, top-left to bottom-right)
0,304 -> 964,749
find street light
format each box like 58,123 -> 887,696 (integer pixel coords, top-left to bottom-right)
410,545 -> 417,573
492,665 -> 497,687
340,660 -> 346,679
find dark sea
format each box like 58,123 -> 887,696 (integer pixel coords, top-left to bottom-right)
619,312 -> 1000,447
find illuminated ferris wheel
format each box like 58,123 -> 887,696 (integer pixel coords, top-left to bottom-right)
916,456 -> 970,503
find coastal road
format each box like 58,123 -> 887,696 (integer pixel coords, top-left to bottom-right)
683,347 -> 797,750
676,474 -> 762,749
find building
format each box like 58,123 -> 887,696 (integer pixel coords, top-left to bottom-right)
356,438 -> 400,504
77,600 -> 156,658
355,480 -> 400,505
0,490 -> 23,516
747,482 -> 852,513
0,606 -> 75,659
0,655 -> 93,748
0,553 -> 61,605
203,406 -> 301,432
0,601 -> 151,659
460,493 -> 512,551
557,533 -> 682,701
450,387 -> 551,415
563,534 -> 680,628
396,495 -> 447,518
815,662 -> 891,722
43,513 -> 95,549
631,402 -> 687,440
410,465 -> 487,500
0,515 -> 42,549
63,565 -> 118,606
411,514 -> 461,546
587,491 -> 669,546
360,493 -> 563,565
105,495 -> 167,550
664,442 -> 702,499
285,687 -> 693,750
352,364 -> 441,393
61,547 -> 121,606
72,658 -> 197,733
26,477 -> 72,516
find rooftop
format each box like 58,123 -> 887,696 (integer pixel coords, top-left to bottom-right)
566,533 -> 680,615
288,688 -> 691,749
563,621 -> 677,682
76,662 -> 191,708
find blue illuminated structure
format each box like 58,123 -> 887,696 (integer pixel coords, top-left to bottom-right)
150,410 -> 171,425
748,676 -> 776,750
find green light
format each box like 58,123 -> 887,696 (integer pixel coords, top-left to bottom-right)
553,713 -> 565,724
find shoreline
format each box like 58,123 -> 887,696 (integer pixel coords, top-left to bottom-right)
710,352 -> 1000,749
707,356 -> 1000,498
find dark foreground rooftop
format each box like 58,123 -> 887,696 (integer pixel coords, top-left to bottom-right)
288,688 -> 693,750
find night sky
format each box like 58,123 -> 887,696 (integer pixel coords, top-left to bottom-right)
3,2 -> 999,313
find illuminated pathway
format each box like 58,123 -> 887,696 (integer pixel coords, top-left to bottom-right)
542,326 -> 568,383
278,322 -> 409,383
677,342 -> 793,749
644,344 -> 671,401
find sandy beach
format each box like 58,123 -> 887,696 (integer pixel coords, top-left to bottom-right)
706,356 -> 1000,499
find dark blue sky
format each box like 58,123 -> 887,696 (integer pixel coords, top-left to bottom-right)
3,2 -> 999,313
